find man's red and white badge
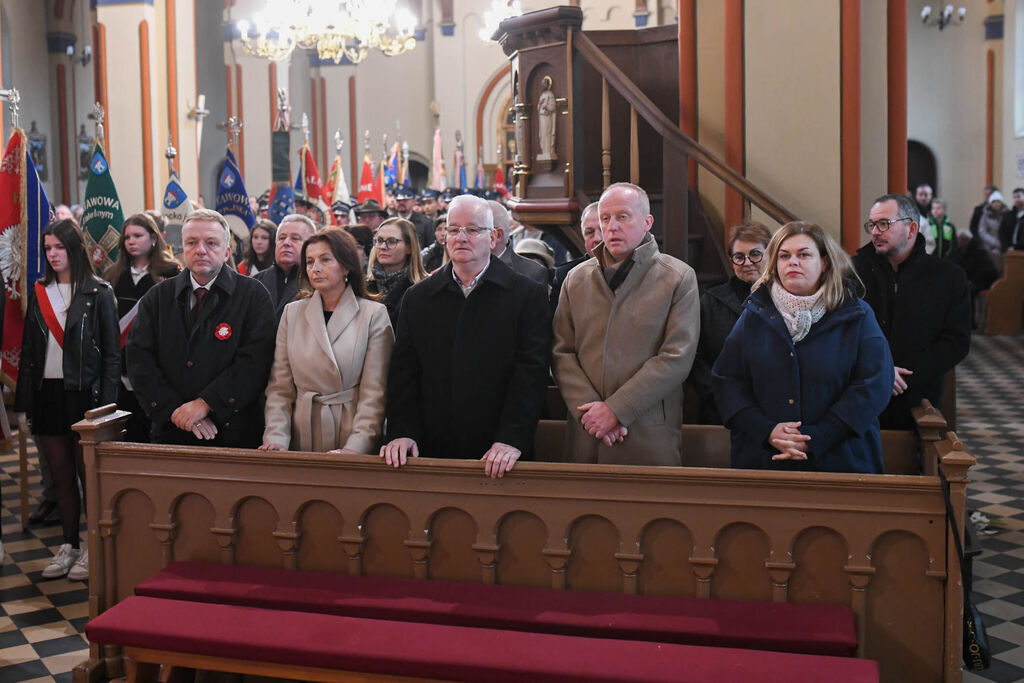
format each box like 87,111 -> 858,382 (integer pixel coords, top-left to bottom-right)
214,323 -> 232,340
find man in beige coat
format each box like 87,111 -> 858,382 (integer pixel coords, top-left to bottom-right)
552,182 -> 699,465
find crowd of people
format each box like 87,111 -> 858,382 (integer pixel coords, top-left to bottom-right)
3,178 -> 995,579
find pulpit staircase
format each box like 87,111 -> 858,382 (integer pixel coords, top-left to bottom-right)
498,7 -> 797,285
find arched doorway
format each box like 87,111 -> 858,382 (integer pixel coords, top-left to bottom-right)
907,140 -> 937,196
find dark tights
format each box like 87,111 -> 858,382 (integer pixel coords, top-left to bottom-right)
37,434 -> 84,549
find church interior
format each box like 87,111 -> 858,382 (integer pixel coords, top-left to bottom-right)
0,0 -> 1023,681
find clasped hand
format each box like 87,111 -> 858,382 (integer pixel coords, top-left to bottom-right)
578,401 -> 627,446
171,399 -> 218,440
769,421 -> 809,461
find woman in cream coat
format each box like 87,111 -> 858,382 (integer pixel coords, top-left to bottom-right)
261,228 -> 394,454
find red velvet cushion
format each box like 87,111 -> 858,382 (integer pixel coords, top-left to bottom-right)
134,561 -> 857,657
88,597 -> 878,683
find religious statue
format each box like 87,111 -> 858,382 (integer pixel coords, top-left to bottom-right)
536,75 -> 557,163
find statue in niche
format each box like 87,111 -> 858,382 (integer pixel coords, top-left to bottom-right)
536,75 -> 557,163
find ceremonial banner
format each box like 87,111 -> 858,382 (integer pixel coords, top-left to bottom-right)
293,144 -> 330,222
268,185 -> 294,225
324,152 -> 352,224
161,171 -> 193,253
430,128 -> 446,191
81,141 -> 124,273
494,165 -> 509,198
454,144 -> 466,191
215,148 -> 255,259
384,143 -> 400,187
475,154 -> 485,190
376,161 -> 386,206
0,127 -> 53,388
356,155 -> 376,203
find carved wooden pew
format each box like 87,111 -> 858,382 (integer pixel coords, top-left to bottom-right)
73,405 -> 972,683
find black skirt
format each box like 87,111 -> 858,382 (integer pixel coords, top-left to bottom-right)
30,379 -> 94,436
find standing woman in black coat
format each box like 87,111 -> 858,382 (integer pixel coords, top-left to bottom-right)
690,222 -> 773,423
103,213 -> 181,441
14,219 -> 119,580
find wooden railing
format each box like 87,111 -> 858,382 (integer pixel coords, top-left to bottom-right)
573,31 -> 797,270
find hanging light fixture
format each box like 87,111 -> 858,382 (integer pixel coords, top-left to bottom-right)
234,0 -> 418,64
920,5 -> 966,30
479,0 -> 524,42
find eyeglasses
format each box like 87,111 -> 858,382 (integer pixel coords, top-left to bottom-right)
445,225 -> 491,239
373,237 -> 403,249
864,217 -> 912,234
730,249 -> 764,266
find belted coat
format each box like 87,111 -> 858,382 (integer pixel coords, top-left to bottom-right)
263,288 -> 393,453
711,286 -> 894,474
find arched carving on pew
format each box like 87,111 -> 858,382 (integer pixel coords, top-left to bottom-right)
426,507 -> 480,582
231,495 -> 281,568
113,489 -> 162,603
862,530 -> 944,680
496,510 -> 550,588
565,514 -> 622,593
789,526 -> 851,606
637,518 -> 696,597
710,522 -> 773,602
359,503 -> 415,578
170,492 -> 221,565
295,499 -> 347,573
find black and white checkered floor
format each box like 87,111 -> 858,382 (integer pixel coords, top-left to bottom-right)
0,334 -> 1023,682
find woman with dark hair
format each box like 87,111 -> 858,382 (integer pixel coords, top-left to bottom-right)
690,222 -> 773,424
103,213 -> 181,441
260,228 -> 394,453
14,219 -> 119,579
366,217 -> 427,325
712,221 -> 893,474
238,219 -> 276,276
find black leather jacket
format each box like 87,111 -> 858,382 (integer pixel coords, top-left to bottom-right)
13,276 -> 120,413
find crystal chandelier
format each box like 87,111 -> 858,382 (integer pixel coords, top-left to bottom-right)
235,1 -> 417,64
479,0 -> 523,42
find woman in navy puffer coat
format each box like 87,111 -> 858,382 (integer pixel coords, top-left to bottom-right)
712,221 -> 893,474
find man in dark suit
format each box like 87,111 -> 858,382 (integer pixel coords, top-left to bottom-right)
487,200 -> 548,288
998,187 -> 1024,251
127,209 -> 276,447
550,201 -> 602,313
394,185 -> 435,248
380,194 -> 550,478
254,213 -> 316,321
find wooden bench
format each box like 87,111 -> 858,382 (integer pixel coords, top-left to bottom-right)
71,405 -> 972,683
134,560 -> 857,656
86,596 -> 879,683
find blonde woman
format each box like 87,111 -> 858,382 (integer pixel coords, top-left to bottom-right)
366,217 -> 427,326
712,221 -> 893,474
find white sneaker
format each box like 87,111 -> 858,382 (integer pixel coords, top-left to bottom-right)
42,543 -> 80,579
68,548 -> 89,581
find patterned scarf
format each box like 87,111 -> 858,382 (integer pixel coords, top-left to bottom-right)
770,280 -> 827,342
370,264 -> 409,296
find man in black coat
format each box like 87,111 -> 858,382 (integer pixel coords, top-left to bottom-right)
550,201 -> 602,314
488,200 -> 548,288
254,214 -> 315,321
853,194 -> 971,429
998,187 -> 1024,251
380,195 -> 551,478
127,209 -> 276,447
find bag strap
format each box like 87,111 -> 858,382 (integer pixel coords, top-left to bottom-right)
938,468 -> 970,591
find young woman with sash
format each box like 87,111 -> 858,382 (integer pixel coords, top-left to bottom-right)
103,213 -> 181,441
14,219 -> 120,580
238,219 -> 276,276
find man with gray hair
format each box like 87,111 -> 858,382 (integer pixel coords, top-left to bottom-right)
553,182 -> 700,465
127,208 -> 276,446
255,213 -> 317,321
381,194 -> 550,478
550,201 -> 602,313
488,199 -> 548,287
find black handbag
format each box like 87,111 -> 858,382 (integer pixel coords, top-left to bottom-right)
940,469 -> 991,671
